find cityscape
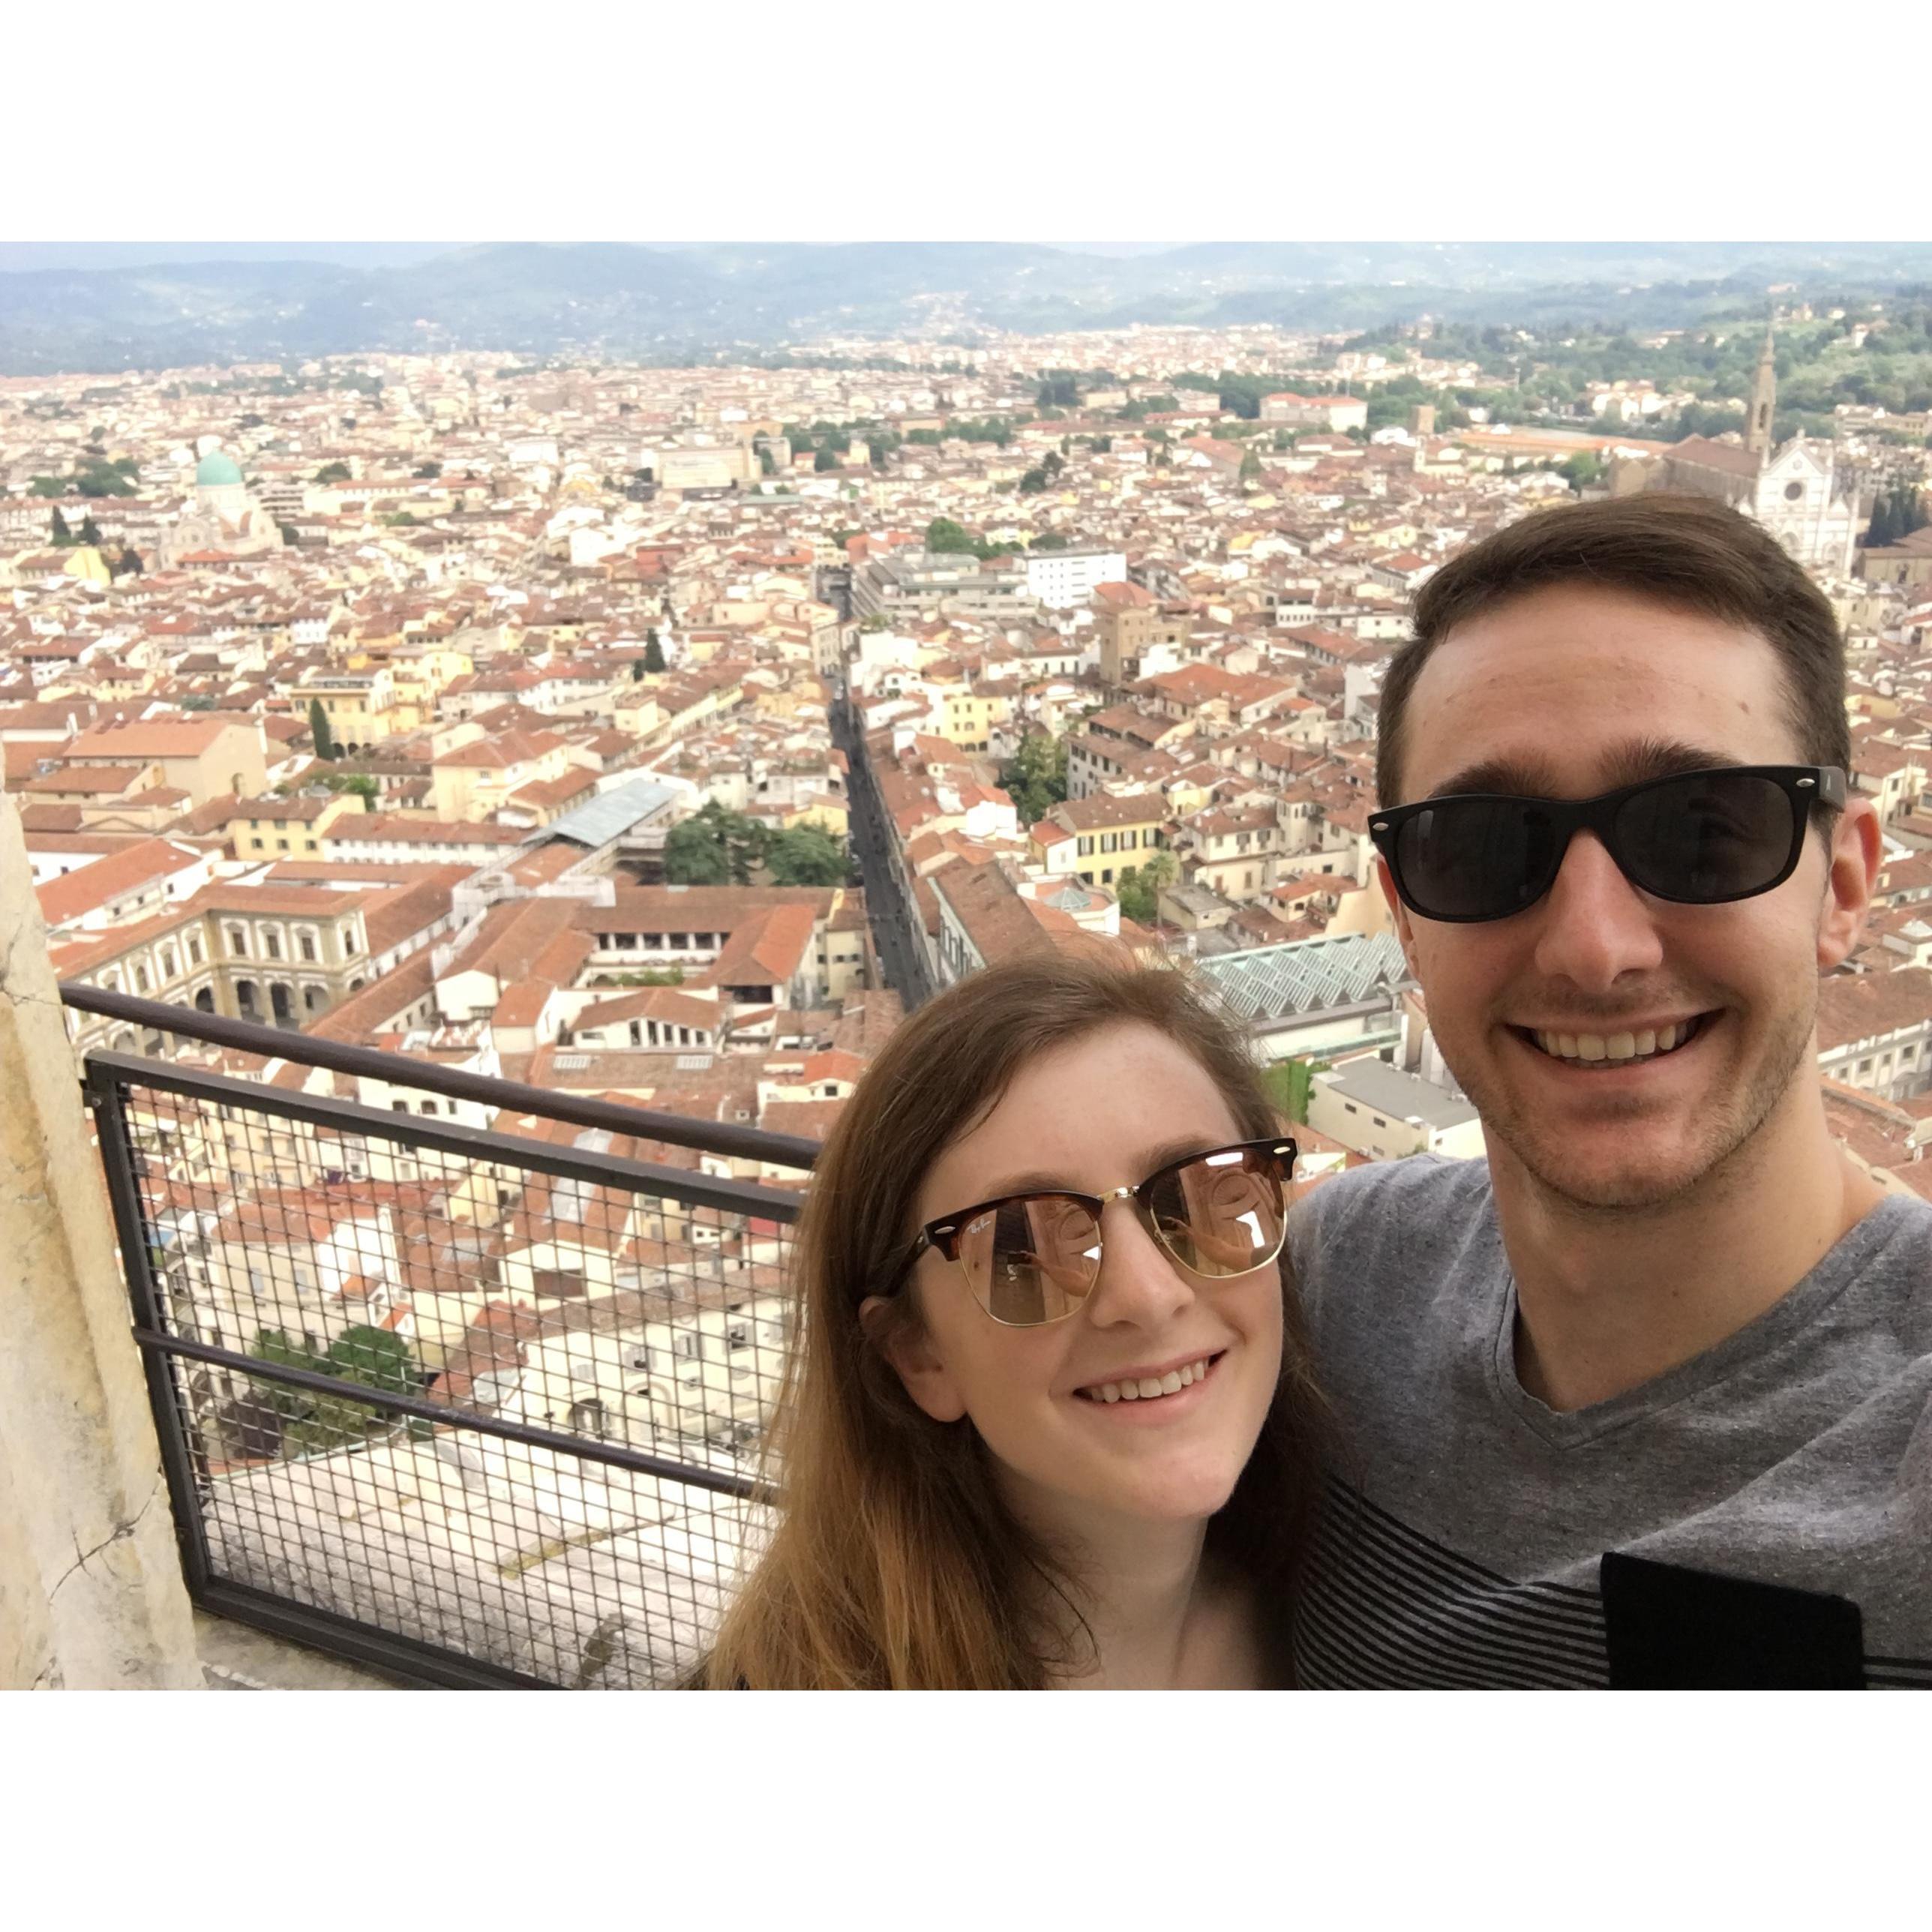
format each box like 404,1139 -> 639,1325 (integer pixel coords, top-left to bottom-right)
7,239 -> 1932,1683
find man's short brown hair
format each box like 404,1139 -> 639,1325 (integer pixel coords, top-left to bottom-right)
1375,494 -> 1852,806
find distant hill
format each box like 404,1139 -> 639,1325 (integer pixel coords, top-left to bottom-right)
2,240 -> 1930,374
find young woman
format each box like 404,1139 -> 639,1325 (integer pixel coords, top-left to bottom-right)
695,946 -> 1330,1689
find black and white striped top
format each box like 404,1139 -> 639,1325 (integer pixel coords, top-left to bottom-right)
1286,1160 -> 1932,1690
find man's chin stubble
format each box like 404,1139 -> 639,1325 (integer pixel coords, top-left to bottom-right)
1466,1010 -> 1818,1218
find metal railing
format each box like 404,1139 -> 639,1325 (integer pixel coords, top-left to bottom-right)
65,982 -> 818,1689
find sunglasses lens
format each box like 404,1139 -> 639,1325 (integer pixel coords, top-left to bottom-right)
1146,1148 -> 1288,1280
1614,772 -> 1797,903
1393,800 -> 1564,920
956,1196 -> 1102,1325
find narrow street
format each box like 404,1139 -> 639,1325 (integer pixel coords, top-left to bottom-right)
833,693 -> 935,1011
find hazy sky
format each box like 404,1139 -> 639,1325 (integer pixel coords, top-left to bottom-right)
0,242 -> 463,273
0,240 -> 1198,274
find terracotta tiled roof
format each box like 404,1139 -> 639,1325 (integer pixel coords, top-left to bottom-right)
34,836 -> 205,927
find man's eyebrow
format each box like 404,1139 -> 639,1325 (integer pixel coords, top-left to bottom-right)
1420,738 -> 1745,802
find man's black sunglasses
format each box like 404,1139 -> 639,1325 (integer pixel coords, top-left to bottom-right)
1369,765 -> 1848,925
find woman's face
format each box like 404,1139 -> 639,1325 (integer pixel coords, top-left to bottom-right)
878,1020 -> 1286,1538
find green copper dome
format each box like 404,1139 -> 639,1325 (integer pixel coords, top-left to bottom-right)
196,449 -> 244,487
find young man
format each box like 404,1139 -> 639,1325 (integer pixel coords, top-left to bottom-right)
1287,495 -> 1931,1688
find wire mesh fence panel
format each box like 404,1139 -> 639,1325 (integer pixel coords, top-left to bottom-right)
93,1056 -> 804,1688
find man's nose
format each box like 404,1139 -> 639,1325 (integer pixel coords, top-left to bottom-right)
1531,831 -> 1665,992
1084,1200 -> 1196,1328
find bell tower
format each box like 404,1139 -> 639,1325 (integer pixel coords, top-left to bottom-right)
1747,320 -> 1776,464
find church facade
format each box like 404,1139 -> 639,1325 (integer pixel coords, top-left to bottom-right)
1619,324 -> 1858,574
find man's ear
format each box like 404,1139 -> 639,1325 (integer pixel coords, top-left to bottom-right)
1378,856 -> 1421,979
858,1294 -> 966,1424
1818,796 -> 1882,971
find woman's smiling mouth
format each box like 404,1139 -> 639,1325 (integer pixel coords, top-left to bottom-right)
1075,1350 -> 1225,1404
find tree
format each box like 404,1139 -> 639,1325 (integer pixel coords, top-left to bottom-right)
1114,848 -> 1177,925
79,514 -> 103,546
245,1324 -> 422,1460
318,770 -> 378,804
664,800 -> 767,886
1238,448 -> 1263,484
997,733 -> 1069,825
926,517 -> 1003,562
644,634 -> 667,674
1140,849 -> 1178,893
1870,483 -> 1927,548
1258,1058 -> 1317,1124
765,825 -> 851,886
314,461 -> 352,484
1561,451 -> 1604,491
1031,532 -> 1070,551
663,818 -> 731,885
814,448 -> 842,472
308,698 -> 338,761
1018,467 -> 1048,494
49,506 -> 71,545
74,460 -> 136,497
413,460 -> 442,478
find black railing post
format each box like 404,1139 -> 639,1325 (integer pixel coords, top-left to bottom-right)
85,1060 -> 213,1596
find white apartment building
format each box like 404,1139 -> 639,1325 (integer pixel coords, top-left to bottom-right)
1024,547 -> 1127,611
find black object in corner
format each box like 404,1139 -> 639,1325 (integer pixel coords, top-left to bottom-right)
1600,1551 -> 1866,1690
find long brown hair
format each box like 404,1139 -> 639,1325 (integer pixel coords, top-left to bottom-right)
698,945 -> 1329,1689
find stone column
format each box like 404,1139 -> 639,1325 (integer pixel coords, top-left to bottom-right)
0,793 -> 201,1688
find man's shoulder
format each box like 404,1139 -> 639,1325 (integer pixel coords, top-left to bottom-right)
1846,1191 -> 1932,1347
1294,1153 -> 1493,1241
1288,1154 -> 1498,1312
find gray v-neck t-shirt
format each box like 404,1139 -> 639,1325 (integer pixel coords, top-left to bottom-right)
1286,1156 -> 1932,1688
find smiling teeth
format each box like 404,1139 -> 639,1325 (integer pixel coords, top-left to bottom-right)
1081,1356 -> 1213,1403
1532,1021 -> 1694,1064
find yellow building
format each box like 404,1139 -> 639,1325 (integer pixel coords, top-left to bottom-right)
936,686 -> 1010,755
785,794 -> 850,839
62,714 -> 268,806
1036,793 -> 1171,888
233,791 -> 365,860
301,668 -> 398,752
382,643 -> 474,731
430,729 -> 578,821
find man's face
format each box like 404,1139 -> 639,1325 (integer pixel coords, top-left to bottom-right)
1386,583 -> 1875,1211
